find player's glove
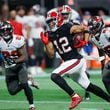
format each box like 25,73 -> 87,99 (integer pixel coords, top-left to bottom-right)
6,58 -> 16,65
4,58 -> 16,67
74,38 -> 87,48
40,32 -> 49,45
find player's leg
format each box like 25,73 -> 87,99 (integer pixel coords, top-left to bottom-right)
5,75 -> 22,95
86,83 -> 110,102
51,59 -> 82,109
70,59 -> 110,102
51,59 -> 82,96
51,73 -> 75,96
102,61 -> 110,94
5,68 -> 22,95
28,74 -> 39,89
18,63 -> 35,110
84,71 -> 90,100
25,59 -> 39,89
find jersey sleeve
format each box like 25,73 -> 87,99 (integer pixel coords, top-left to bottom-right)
104,28 -> 110,40
16,35 -> 25,49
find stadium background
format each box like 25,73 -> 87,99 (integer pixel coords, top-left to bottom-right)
0,0 -> 110,110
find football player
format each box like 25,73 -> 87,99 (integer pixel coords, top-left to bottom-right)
58,5 -> 80,23
58,5 -> 91,100
0,21 -> 35,110
88,16 -> 110,95
40,10 -> 110,109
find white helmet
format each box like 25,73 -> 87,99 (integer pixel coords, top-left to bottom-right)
58,5 -> 72,23
46,9 -> 59,32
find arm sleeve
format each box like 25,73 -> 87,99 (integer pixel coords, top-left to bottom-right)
16,36 -> 25,49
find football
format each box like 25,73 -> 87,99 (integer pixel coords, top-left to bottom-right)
73,32 -> 84,46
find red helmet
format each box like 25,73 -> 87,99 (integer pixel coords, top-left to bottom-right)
58,5 -> 72,23
88,16 -> 104,34
46,9 -> 59,31
46,8 -> 65,30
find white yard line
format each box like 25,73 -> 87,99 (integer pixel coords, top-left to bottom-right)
0,100 -> 109,104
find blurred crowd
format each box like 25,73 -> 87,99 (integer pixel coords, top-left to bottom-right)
1,2 -> 110,75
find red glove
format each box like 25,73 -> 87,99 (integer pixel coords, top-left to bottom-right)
74,38 -> 87,48
40,32 -> 49,45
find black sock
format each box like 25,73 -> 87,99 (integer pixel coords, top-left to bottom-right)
87,83 -> 110,102
21,83 -> 33,104
51,73 -> 74,96
85,91 -> 90,98
85,71 -> 90,98
102,77 -> 110,94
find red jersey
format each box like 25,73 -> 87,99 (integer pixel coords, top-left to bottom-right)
9,20 -> 23,36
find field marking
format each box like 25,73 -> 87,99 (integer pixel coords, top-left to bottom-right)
0,100 -> 109,104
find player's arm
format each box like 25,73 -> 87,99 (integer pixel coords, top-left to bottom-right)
98,48 -> 106,70
70,24 -> 89,41
14,44 -> 28,63
70,24 -> 88,34
83,31 -> 90,42
45,41 -> 55,58
40,32 -> 55,58
70,24 -> 90,48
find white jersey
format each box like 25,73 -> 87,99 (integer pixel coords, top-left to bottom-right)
70,9 -> 80,21
91,27 -> 110,57
0,35 -> 25,68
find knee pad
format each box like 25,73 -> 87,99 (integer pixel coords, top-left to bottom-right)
51,73 -> 59,81
8,90 -> 16,95
8,87 -> 18,95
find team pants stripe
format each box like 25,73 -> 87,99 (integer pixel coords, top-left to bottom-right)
59,59 -> 80,75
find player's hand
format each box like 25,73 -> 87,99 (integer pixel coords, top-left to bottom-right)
40,32 -> 49,45
5,58 -> 16,66
74,38 -> 87,48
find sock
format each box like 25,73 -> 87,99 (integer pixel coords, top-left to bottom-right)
87,83 -> 110,102
29,104 -> 35,108
51,73 -> 75,96
85,71 -> 90,98
21,83 -> 34,104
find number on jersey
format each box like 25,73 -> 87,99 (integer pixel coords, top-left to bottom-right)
53,37 -> 72,54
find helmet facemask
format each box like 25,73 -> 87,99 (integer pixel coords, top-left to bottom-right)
46,17 -> 58,32
0,22 -> 13,42
88,16 -> 104,35
61,12 -> 70,23
46,10 -> 59,32
59,5 -> 72,24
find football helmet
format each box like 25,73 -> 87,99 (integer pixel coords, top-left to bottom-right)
88,16 -> 104,34
0,21 -> 13,42
58,5 -> 72,23
46,9 -> 58,32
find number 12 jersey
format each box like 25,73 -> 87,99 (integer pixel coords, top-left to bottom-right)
48,23 -> 82,61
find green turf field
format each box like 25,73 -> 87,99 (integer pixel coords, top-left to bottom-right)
0,73 -> 110,110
